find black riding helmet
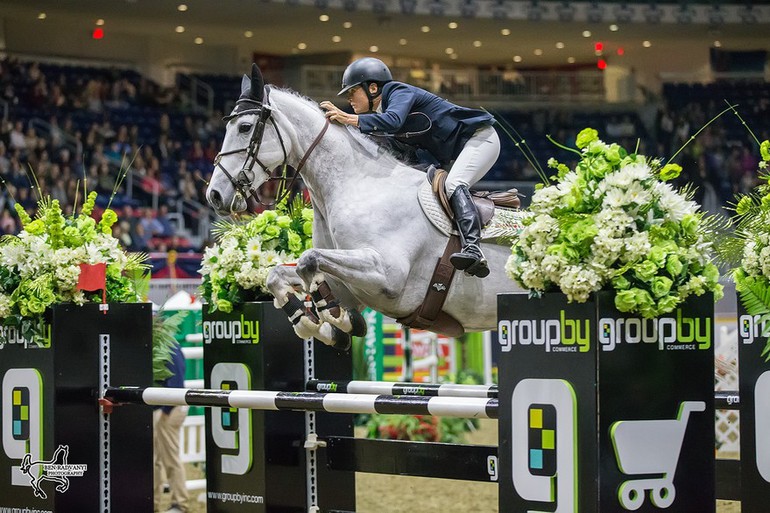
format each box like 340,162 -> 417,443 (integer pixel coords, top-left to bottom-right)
337,57 -> 393,111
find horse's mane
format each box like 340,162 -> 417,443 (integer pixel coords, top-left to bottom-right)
270,87 -> 413,170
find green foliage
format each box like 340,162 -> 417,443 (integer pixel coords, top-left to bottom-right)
506,128 -> 723,318
0,193 -> 148,345
152,310 -> 189,383
365,413 -> 478,444
200,197 -> 313,313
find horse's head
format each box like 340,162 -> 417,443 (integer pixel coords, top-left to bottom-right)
207,64 -> 292,215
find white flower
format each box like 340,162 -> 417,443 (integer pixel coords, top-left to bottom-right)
654,182 -> 697,221
245,237 -> 263,259
622,231 -> 651,263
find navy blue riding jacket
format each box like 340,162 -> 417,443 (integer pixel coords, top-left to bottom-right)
356,81 -> 495,167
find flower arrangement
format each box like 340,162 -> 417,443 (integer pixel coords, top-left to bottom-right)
0,191 -> 148,344
723,132 -> 770,359
200,197 -> 313,313
505,128 -> 723,318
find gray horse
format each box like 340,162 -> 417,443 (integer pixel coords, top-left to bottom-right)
206,64 -> 522,348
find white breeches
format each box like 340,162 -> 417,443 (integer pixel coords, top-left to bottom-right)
445,125 -> 501,197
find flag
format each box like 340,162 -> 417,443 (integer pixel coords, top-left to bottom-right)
78,263 -> 107,304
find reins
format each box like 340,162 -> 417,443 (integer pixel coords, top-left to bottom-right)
213,87 -> 330,212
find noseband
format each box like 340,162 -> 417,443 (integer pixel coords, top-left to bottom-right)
213,86 -> 329,211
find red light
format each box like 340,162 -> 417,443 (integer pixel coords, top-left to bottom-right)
594,42 -> 604,52
597,59 -> 607,70
92,27 -> 104,39
617,47 -> 625,56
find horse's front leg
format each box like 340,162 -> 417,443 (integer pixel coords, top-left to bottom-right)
296,247 -> 402,337
266,264 -> 351,350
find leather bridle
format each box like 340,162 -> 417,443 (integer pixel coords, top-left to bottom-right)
212,86 -> 329,212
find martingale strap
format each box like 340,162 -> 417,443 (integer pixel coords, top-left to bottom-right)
397,234 -> 464,338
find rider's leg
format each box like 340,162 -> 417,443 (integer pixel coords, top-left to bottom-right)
445,125 -> 500,278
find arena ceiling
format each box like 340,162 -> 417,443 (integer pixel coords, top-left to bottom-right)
1,0 -> 769,68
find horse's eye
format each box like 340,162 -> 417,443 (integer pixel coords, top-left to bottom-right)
239,123 -> 253,134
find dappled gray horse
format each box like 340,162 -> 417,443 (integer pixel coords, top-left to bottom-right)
207,64 -> 523,348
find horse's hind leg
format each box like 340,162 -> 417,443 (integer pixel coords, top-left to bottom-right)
266,265 -> 350,349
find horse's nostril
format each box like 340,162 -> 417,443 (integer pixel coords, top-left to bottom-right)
209,189 -> 223,210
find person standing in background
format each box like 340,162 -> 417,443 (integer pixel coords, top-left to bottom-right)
154,342 -> 189,513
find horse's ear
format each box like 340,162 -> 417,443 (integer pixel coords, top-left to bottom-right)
250,63 -> 265,103
239,74 -> 251,99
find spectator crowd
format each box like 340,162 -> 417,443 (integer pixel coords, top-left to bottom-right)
2,55 -> 770,253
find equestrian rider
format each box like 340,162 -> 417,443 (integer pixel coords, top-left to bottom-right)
320,57 -> 500,278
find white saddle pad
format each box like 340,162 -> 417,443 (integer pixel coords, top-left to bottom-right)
417,180 -> 529,243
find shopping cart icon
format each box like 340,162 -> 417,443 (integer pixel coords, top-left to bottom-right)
610,401 -> 706,511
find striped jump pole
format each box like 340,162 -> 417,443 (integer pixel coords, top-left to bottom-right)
306,379 -> 498,398
105,386 -> 499,419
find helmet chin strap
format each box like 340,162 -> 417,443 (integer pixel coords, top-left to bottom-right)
363,82 -> 382,112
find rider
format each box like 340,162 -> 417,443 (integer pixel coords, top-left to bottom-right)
320,57 -> 500,278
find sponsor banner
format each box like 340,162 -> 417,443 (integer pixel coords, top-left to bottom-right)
738,301 -> 770,512
498,292 -> 714,513
202,302 -> 355,512
0,304 -> 152,512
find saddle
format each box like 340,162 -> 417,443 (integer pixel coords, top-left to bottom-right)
427,166 -> 521,223
396,168 -> 522,338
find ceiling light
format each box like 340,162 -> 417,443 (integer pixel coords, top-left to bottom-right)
343,21 -> 352,29
244,30 -> 253,38
298,42 -> 307,50
369,45 -> 379,52
448,22 -> 458,29
37,12 -> 46,20
567,57 -> 576,63
473,40 -> 482,48
421,25 -> 430,33
399,38 -> 408,45
450,54 -> 458,60
534,48 -> 543,56
501,28 -> 511,36
445,48 -> 454,55
642,40 -> 652,48
177,4 -> 188,12
713,40 -> 722,48
319,14 -> 330,22
556,42 -> 565,49
96,19 -> 105,26
582,30 -> 591,38
332,35 -> 341,43
175,25 -> 185,33
609,24 -> 619,31
513,55 -> 523,63
194,37 -> 203,44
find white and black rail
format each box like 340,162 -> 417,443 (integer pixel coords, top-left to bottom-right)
105,386 -> 498,419
306,379 -> 498,398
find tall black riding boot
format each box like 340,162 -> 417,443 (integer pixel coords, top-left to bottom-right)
449,185 -> 489,278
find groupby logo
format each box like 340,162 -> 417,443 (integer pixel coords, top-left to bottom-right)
498,311 -> 590,353
203,315 -> 260,344
316,382 -> 338,392
599,309 -> 711,352
511,379 -> 578,512
19,445 -> 87,499
0,324 -> 52,350
738,314 -> 770,345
